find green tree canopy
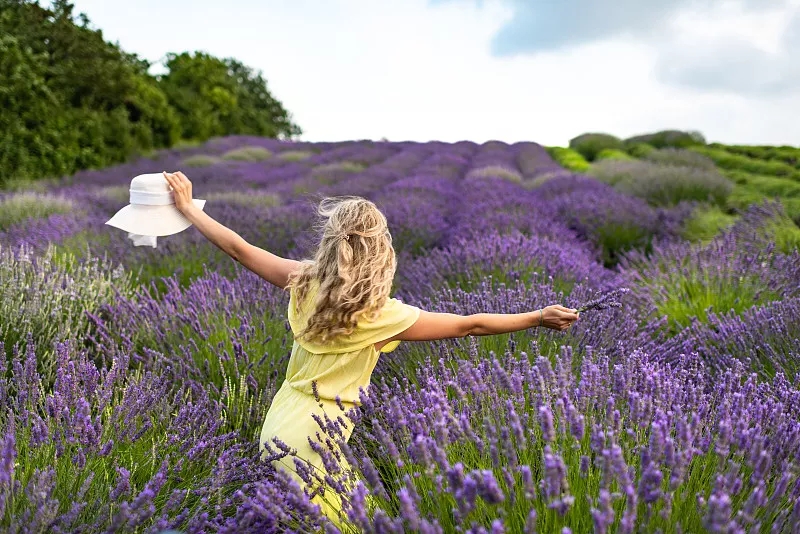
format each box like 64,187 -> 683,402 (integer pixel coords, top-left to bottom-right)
157,52 -> 301,141
0,0 -> 301,185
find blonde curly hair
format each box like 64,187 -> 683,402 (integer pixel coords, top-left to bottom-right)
287,196 -> 396,344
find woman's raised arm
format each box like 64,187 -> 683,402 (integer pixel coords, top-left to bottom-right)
164,171 -> 302,289
229,243 -> 302,289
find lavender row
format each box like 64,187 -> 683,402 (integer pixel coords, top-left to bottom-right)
5,316 -> 799,532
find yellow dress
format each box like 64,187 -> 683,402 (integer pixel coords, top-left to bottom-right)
259,279 -> 421,529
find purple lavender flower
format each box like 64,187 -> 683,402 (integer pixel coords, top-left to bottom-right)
524,509 -> 537,534
0,420 -> 16,487
476,470 -> 505,505
539,405 -> 556,443
542,445 -> 572,515
576,287 -> 630,313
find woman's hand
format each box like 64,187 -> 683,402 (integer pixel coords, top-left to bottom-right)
539,305 -> 580,331
162,171 -> 194,214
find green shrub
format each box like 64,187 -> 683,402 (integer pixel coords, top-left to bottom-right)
723,170 -> 800,198
465,165 -> 522,182
768,146 -> 800,167
0,192 -> 74,231
725,174 -> 800,229
717,143 -> 800,167
589,159 -> 733,207
724,170 -> 750,186
220,146 -> 273,162
783,197 -> 800,226
681,205 -> 737,244
277,150 -> 314,162
713,144 -> 767,161
745,202 -> 800,253
546,147 -> 590,172
624,130 -> 706,149
626,143 -> 656,158
568,133 -> 624,161
726,184 -> 767,211
690,146 -> 800,180
594,148 -> 633,161
773,216 -> 800,252
720,195 -> 800,253
182,154 -> 222,167
643,148 -> 717,170
593,221 -> 656,268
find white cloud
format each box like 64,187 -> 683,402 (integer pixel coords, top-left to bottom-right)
655,2 -> 800,95
61,0 -> 800,146
439,0 -> 800,96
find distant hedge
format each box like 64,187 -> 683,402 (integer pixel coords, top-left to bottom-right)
626,143 -> 656,158
690,146 -> 800,181
725,170 -> 800,198
546,147 -> 591,172
716,144 -> 800,168
595,149 -> 634,162
624,130 -> 706,149
568,133 -> 624,161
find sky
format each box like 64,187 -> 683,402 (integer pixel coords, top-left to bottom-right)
59,0 -> 800,147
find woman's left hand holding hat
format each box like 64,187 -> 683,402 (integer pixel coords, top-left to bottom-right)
162,171 -> 194,214
105,171 -> 206,246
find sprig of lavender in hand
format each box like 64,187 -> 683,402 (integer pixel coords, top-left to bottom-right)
575,287 -> 630,313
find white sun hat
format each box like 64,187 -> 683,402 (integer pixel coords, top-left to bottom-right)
105,172 -> 206,247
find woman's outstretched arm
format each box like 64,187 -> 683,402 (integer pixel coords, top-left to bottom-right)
384,306 -> 579,345
163,171 -> 301,289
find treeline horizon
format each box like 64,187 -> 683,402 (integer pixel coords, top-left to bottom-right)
0,0 -> 302,187
3,0 -> 797,191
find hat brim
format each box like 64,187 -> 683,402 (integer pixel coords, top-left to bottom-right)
105,199 -> 206,237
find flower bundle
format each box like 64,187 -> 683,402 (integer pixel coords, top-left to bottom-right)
575,287 -> 631,313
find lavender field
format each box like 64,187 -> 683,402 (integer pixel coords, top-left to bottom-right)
1,135 -> 800,533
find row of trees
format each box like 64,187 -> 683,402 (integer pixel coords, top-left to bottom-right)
0,0 -> 302,186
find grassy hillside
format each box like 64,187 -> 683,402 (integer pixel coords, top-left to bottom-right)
547,130 -> 800,248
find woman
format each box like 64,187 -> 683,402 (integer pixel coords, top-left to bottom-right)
162,171 -> 580,526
